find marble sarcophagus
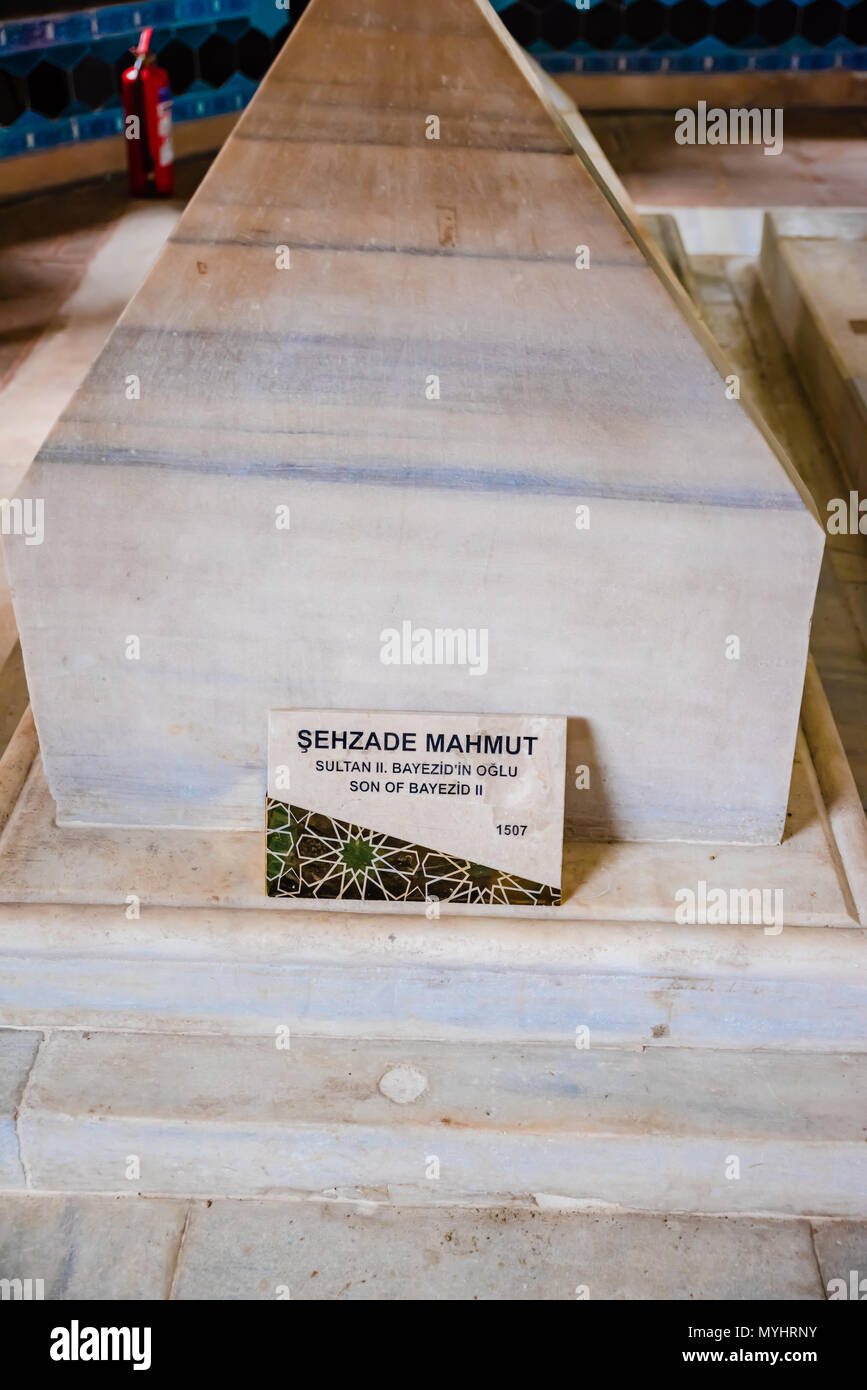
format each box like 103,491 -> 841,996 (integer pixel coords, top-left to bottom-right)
8,0 -> 823,844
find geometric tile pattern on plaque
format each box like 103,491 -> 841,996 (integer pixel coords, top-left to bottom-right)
266,800 -> 560,906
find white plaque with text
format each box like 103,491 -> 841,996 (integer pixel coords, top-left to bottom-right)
267,709 -> 566,906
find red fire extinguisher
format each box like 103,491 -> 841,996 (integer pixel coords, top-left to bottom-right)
122,28 -> 174,197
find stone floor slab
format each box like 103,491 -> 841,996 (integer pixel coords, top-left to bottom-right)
172,1200 -> 824,1301
812,1220 -> 867,1301
0,1193 -> 187,1300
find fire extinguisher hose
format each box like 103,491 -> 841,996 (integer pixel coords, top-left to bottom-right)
133,32 -> 155,178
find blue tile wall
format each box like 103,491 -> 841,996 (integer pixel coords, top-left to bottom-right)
1,0 -> 865,159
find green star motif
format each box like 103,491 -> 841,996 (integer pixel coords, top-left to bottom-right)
265,800 -> 558,906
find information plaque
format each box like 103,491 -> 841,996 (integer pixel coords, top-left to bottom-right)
267,710 -> 566,906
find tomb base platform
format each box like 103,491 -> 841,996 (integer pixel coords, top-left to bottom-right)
1,663 -> 865,1217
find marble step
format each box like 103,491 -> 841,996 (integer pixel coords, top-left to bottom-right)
5,1029 -> 866,1216
2,907 -> 866,1051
